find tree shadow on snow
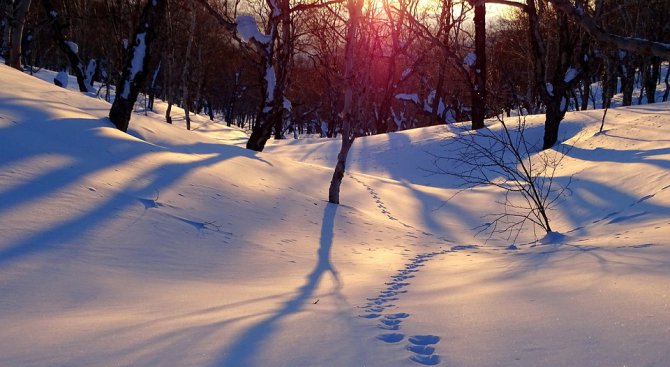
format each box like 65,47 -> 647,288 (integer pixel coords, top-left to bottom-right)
0,110 -> 256,266
211,203 -> 345,367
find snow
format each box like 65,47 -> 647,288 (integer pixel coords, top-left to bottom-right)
268,0 -> 282,17
65,41 -> 79,54
2,64 -> 670,367
84,59 -> 97,91
265,65 -> 276,103
54,70 -> 69,88
546,82 -> 554,96
464,52 -> 476,66
401,67 -> 412,79
395,93 -> 420,104
564,67 -> 578,83
236,15 -> 272,44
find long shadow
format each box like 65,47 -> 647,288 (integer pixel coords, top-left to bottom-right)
0,116 -> 154,217
0,149 -> 231,266
564,145 -> 670,171
212,203 -> 341,367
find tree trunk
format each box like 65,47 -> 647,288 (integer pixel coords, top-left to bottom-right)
663,65 -> 669,102
181,5 -> 196,131
1,1 -> 11,59
7,0 -> 31,70
621,59 -> 636,106
108,0 -> 166,132
328,0 -> 361,204
41,0 -> 89,92
166,102 -> 173,124
246,109 -> 276,150
643,59 -> 660,104
543,99 -> 566,150
471,1 -> 486,130
431,63 -> 446,124
328,135 -> 354,204
580,78 -> 589,110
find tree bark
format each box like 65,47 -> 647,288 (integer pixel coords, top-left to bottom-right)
471,1 -> 486,130
181,4 -> 196,131
328,0 -> 361,204
109,0 -> 166,132
7,0 -> 31,70
41,0 -> 90,92
620,57 -> 636,106
663,64 -> 669,102
643,59 -> 660,104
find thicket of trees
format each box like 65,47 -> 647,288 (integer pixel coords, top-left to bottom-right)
2,0 -> 668,148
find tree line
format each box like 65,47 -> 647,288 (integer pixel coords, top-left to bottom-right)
1,0 -> 669,203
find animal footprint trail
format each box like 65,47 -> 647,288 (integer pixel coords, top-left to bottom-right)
347,173 -> 413,227
359,250 -> 451,365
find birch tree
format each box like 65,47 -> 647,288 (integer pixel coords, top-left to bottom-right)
328,0 -> 363,204
109,0 -> 166,132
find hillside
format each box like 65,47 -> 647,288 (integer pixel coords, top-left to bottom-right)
1,64 -> 669,367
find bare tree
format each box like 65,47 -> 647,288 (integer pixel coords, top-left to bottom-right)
436,114 -> 571,240
328,0 -> 363,204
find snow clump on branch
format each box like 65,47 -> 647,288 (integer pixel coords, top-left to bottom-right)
236,15 -> 271,45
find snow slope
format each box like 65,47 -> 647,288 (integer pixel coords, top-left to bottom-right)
1,64 -> 670,367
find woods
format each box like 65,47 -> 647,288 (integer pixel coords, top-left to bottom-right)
1,0 -> 668,155
2,0 -> 668,143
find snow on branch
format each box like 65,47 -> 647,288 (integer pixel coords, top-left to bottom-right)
236,15 -> 272,44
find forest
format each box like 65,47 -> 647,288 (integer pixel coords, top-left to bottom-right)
3,0 -> 668,148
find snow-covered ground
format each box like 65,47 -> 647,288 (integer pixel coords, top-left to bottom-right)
1,64 -> 669,367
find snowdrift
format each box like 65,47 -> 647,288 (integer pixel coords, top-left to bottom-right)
1,64 -> 669,367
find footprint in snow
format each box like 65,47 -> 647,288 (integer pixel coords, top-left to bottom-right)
407,335 -> 442,365
407,344 -> 435,355
360,251 -> 450,364
409,335 -> 440,345
385,312 -> 410,320
410,354 -> 441,365
377,333 -> 405,343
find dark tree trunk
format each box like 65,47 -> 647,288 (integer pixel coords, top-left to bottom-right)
166,102 -> 173,124
273,109 -> 284,140
580,79 -> 590,110
543,99 -> 566,150
328,134 -> 354,204
643,59 -> 660,104
41,0 -> 88,92
246,109 -> 276,151
431,64 -> 446,123
1,1 -> 10,59
181,4 -> 196,131
109,0 -> 166,132
621,60 -> 636,106
7,0 -> 31,70
663,65 -> 669,102
471,2 -> 486,130
527,0 -> 578,150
